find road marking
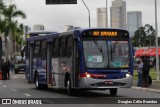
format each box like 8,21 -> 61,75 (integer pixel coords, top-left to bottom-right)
3,85 -> 6,88
11,89 -> 17,92
24,93 -> 31,97
12,76 -> 18,79
43,100 -> 55,104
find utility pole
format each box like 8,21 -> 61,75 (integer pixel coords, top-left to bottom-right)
82,0 -> 91,28
155,0 -> 159,80
106,0 -> 108,27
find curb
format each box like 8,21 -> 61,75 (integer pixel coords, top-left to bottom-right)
132,86 -> 160,94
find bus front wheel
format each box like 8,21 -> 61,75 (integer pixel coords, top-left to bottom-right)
109,88 -> 117,96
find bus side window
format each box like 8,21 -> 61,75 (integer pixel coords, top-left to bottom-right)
26,42 -> 29,58
53,38 -> 59,57
34,41 -> 40,58
40,40 -> 47,59
60,38 -> 66,57
66,36 -> 73,58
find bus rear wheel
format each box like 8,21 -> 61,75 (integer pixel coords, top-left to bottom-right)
15,70 -> 18,74
109,88 -> 117,96
35,73 -> 43,89
67,77 -> 74,96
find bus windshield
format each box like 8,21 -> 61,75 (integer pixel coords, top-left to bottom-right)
83,40 -> 129,69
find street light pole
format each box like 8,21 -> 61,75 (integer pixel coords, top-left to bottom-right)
82,0 -> 91,28
154,0 -> 159,80
106,0 -> 108,27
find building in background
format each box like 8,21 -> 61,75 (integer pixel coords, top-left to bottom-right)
64,25 -> 80,31
110,0 -> 126,29
33,24 -> 45,31
24,25 -> 31,39
127,11 -> 142,37
97,7 -> 108,27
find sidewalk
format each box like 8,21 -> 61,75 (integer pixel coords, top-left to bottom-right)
132,80 -> 160,94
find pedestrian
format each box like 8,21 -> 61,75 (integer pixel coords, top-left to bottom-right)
137,58 -> 143,86
142,56 -> 150,87
5,59 -> 10,80
1,59 -> 7,80
10,58 -> 14,74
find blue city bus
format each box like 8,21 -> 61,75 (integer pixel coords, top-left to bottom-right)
23,28 -> 133,96
0,37 -> 2,69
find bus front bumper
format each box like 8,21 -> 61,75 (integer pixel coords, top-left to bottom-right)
78,76 -> 133,89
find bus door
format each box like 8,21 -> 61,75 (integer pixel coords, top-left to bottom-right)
28,43 -> 34,82
46,42 -> 53,88
71,39 -> 79,88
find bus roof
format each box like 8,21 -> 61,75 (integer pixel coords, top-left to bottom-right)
28,30 -> 57,34
26,28 -> 129,42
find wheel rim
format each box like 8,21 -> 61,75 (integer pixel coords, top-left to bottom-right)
67,81 -> 69,89
36,76 -> 39,87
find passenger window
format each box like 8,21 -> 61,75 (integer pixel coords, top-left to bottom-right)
52,38 -> 59,57
33,41 -> 40,58
41,40 -> 47,59
60,38 -> 66,57
26,42 -> 29,58
66,36 -> 73,57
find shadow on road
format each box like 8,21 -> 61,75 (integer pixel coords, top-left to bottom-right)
31,87 -> 125,98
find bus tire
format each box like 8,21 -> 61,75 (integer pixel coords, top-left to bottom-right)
15,70 -> 18,74
109,88 -> 117,96
67,76 -> 74,96
35,73 -> 43,90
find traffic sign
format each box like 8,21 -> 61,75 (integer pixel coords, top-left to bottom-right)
46,0 -> 77,4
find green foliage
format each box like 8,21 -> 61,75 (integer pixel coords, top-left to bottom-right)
131,24 -> 155,47
1,3 -> 26,53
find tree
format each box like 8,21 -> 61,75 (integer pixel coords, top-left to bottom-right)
131,24 -> 155,47
131,26 -> 145,47
0,0 -> 5,37
14,23 -> 24,52
2,4 -> 26,59
0,0 -> 7,60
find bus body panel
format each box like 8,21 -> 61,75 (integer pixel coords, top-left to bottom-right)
78,76 -> 133,89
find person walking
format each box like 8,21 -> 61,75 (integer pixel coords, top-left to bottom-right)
137,58 -> 143,86
5,59 -> 10,80
1,59 -> 7,80
142,56 -> 150,87
10,58 -> 14,74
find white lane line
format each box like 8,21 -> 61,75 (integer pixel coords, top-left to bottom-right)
24,93 -> 31,97
11,89 -> 17,92
12,76 -> 18,79
3,85 -> 6,88
43,100 -> 55,104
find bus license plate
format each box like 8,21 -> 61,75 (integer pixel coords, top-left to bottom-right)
105,81 -> 113,85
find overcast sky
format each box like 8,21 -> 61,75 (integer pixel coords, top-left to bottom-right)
5,0 -> 160,34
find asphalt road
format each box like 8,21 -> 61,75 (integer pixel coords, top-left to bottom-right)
0,73 -> 160,107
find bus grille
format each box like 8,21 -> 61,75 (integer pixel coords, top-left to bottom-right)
90,82 -> 126,87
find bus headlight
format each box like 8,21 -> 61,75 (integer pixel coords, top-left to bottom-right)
86,73 -> 91,78
126,73 -> 130,77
